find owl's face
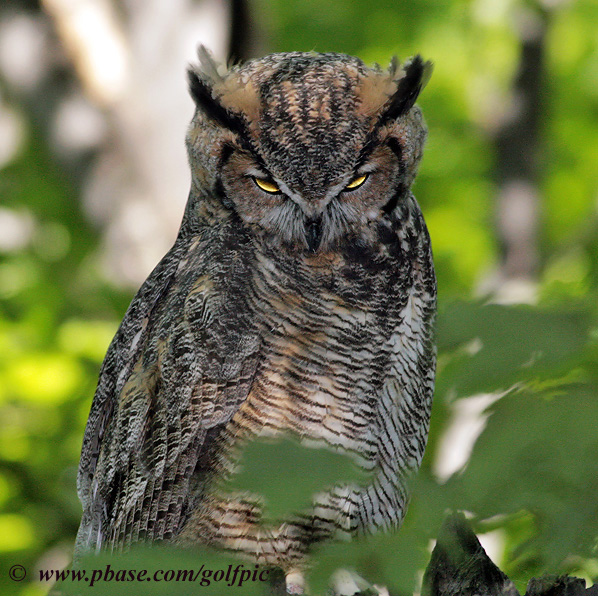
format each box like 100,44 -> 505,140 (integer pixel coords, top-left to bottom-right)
186,51 -> 431,253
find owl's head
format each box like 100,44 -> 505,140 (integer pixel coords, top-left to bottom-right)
186,49 -> 431,253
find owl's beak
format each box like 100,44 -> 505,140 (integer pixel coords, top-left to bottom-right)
304,216 -> 323,252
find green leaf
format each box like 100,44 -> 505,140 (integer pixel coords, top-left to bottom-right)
220,436 -> 372,520
436,302 -> 590,397
450,384 -> 598,567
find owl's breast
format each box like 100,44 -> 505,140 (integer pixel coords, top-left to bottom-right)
226,250 -> 410,462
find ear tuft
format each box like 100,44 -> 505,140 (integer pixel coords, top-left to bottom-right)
380,55 -> 433,124
196,45 -> 224,84
187,47 -> 247,135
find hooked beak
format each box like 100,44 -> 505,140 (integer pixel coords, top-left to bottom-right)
304,217 -> 323,252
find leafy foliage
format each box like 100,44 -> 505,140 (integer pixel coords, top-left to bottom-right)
221,436 -> 372,520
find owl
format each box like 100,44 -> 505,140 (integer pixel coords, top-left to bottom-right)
75,48 -> 436,590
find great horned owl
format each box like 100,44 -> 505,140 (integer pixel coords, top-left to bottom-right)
76,49 -> 436,583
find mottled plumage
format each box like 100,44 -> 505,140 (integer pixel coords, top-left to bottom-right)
76,49 -> 436,578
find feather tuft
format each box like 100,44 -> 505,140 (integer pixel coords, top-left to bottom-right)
380,55 -> 433,123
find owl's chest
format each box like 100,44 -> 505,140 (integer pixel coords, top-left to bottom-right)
231,254 -> 410,451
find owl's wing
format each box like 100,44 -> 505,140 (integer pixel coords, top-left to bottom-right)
75,231 -> 261,555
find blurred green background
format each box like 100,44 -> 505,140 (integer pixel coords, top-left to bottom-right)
1,0 -> 597,594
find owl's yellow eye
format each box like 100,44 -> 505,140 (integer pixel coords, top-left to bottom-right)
345,174 -> 368,191
253,177 -> 281,194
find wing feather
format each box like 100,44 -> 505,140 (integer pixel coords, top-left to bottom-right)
75,227 -> 261,556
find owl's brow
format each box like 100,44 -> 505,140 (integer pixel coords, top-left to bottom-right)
220,139 -> 271,176
356,132 -> 381,168
354,132 -> 403,174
